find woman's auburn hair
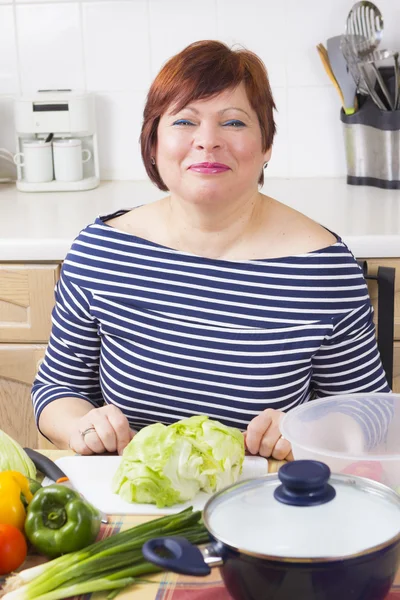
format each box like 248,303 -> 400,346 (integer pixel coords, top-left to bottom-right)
140,40 -> 276,191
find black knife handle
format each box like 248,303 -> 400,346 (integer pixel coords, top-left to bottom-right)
24,448 -> 67,482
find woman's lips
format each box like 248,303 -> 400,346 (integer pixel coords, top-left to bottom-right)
188,162 -> 230,174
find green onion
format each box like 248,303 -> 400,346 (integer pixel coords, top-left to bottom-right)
16,577 -> 136,600
2,507 -> 208,600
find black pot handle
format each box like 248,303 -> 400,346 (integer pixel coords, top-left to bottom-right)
142,536 -> 211,576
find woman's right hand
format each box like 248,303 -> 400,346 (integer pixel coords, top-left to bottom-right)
68,405 -> 135,456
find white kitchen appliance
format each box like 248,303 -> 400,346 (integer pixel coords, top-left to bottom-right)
14,90 -> 100,192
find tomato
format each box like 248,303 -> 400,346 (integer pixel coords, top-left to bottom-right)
0,524 -> 27,575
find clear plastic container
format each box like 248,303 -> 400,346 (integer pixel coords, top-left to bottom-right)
280,393 -> 400,492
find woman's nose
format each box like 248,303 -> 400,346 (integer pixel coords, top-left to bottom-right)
193,124 -> 222,150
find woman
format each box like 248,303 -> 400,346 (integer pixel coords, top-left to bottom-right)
32,40 -> 390,459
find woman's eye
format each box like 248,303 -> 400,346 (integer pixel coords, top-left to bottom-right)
172,119 -> 195,126
223,120 -> 246,127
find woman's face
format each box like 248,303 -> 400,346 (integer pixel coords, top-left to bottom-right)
155,83 -> 271,206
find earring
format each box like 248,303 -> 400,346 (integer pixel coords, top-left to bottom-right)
263,162 -> 269,169
151,156 -> 156,165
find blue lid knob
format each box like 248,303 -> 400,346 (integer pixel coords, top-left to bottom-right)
274,460 -> 336,507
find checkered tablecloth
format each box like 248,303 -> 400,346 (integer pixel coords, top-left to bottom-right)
6,513 -> 399,600
1,514 -> 228,600
3,451 -> 400,600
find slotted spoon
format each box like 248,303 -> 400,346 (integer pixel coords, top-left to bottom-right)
346,1 -> 383,58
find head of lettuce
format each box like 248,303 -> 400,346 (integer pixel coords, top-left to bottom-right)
112,416 -> 245,508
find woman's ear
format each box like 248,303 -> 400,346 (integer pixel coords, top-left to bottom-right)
150,146 -> 157,167
263,147 -> 272,165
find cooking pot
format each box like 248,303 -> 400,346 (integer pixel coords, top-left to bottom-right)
142,460 -> 400,600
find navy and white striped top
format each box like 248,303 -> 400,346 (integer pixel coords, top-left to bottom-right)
32,211 -> 391,446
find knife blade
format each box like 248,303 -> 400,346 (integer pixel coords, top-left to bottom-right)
24,448 -> 108,524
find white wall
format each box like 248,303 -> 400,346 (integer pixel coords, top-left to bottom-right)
1,0 -> 399,180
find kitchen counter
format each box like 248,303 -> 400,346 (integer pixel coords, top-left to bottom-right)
0,178 -> 399,261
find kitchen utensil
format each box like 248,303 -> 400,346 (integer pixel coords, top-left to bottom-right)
346,1 -> 384,57
364,48 -> 396,62
358,62 -> 388,109
143,460 -> 400,600
326,37 -> 358,114
280,393 -> 400,489
395,52 -> 400,109
344,3 -> 395,109
340,34 -> 370,95
24,448 -> 108,523
41,454 -> 269,516
369,61 -> 394,109
363,49 -> 399,110
341,35 -> 387,109
316,45 -> 348,113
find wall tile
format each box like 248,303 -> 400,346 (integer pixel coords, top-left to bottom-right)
149,0 -> 217,77
0,96 -> 17,155
95,91 -> 147,180
286,0 -> 353,87
83,1 -> 150,92
0,6 -> 18,94
16,3 -> 84,95
217,0 -> 288,88
287,86 -> 346,177
16,0 -> 76,3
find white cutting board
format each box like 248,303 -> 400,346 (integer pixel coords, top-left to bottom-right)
44,455 -> 269,515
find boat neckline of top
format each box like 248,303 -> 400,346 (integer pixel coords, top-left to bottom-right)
95,213 -> 343,265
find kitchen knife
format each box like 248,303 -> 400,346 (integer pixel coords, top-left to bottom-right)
24,448 -> 108,524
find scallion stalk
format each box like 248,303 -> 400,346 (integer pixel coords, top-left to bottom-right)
20,576 -> 135,600
2,507 -> 209,600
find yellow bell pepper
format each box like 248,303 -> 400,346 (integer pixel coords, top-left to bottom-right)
0,470 -> 33,531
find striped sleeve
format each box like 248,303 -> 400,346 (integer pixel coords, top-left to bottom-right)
311,298 -> 392,447
31,265 -> 103,429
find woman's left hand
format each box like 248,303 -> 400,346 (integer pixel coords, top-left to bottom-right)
245,409 -> 293,460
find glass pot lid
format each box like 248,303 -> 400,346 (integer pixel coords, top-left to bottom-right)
204,460 -> 400,559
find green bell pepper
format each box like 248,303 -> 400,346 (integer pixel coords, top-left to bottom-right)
25,484 -> 102,558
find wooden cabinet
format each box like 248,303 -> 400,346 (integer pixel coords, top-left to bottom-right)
359,258 -> 400,393
0,264 -> 60,449
0,265 -> 59,343
0,345 -> 46,448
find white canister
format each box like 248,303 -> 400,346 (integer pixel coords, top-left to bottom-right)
53,138 -> 92,182
14,140 -> 54,183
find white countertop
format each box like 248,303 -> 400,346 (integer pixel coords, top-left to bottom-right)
1,178 -> 399,261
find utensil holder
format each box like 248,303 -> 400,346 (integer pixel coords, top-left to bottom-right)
340,99 -> 400,189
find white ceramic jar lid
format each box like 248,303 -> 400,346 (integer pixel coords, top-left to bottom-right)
205,460 -> 400,559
